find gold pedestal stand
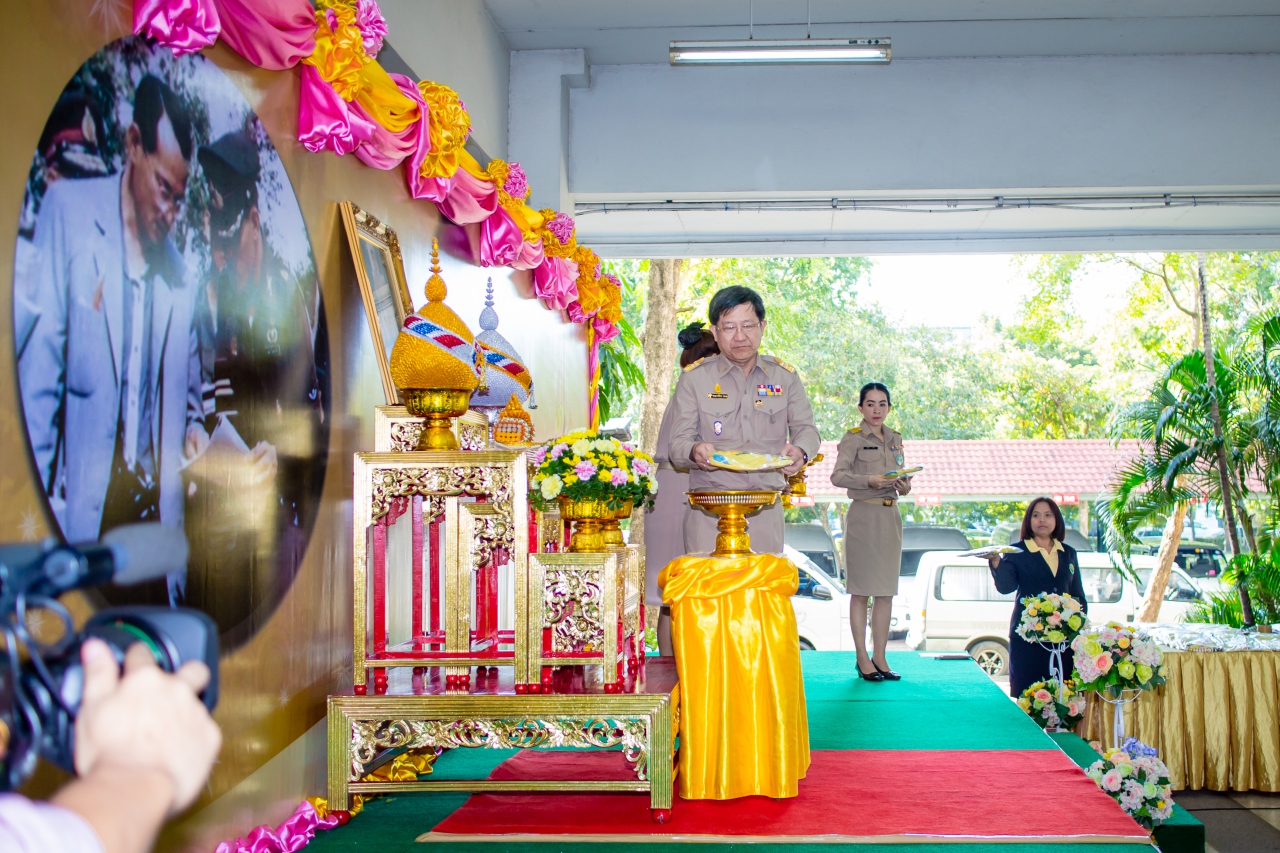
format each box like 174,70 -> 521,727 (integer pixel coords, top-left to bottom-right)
402,388 -> 473,451
687,490 -> 779,557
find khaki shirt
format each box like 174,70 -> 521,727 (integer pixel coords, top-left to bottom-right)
830,421 -> 911,501
668,352 -> 821,491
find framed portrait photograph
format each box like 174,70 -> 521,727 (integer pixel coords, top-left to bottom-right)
340,200 -> 414,403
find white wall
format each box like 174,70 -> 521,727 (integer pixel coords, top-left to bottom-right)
556,53 -> 1280,254
380,0 -> 511,159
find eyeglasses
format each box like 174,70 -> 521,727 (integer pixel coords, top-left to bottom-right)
715,321 -> 762,336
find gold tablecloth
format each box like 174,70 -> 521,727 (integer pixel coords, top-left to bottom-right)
1081,650 -> 1280,791
658,552 -> 810,799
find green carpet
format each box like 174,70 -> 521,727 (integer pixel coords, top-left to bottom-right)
305,652 -> 1148,852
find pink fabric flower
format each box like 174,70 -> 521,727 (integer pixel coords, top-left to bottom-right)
546,212 -> 575,245
566,300 -> 587,324
592,316 -> 619,344
504,162 -> 529,200
134,0 -> 220,55
355,0 -> 388,56
600,272 -> 622,289
633,458 -> 651,476
214,800 -> 339,853
550,443 -> 568,460
1094,653 -> 1113,674
298,64 -> 377,155
609,468 -> 628,486
574,460 -> 596,479
533,255 -> 579,311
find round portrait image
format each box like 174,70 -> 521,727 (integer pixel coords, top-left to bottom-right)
13,37 -> 331,651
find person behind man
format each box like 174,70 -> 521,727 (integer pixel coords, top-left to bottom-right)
186,129 -> 324,633
645,322 -> 719,655
17,74 -> 205,544
667,286 -> 821,554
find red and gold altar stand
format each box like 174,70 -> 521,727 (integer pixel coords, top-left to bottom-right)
659,490 -> 810,800
327,657 -> 680,822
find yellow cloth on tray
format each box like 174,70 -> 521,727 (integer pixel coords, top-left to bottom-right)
658,552 -> 810,800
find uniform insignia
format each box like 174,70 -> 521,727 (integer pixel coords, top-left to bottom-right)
757,384 -> 783,397
754,399 -> 763,407
708,382 -> 728,399
683,357 -> 708,372
713,420 -> 723,436
896,454 -> 904,466
847,426 -> 862,435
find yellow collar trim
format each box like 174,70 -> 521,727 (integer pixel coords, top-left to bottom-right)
1024,538 -> 1064,556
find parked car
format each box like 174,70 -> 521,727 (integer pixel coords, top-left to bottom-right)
786,545 -> 852,651
892,525 -> 972,638
1173,543 -> 1229,594
785,523 -> 841,580
904,551 -> 1202,677
991,520 -> 1095,552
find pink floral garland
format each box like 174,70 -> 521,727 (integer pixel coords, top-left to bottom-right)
133,0 -> 614,424
214,800 -> 340,853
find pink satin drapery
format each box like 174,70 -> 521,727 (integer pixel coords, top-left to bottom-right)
135,0 -> 314,68
214,800 -> 339,853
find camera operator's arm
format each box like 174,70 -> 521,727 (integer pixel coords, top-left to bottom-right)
50,640 -> 221,853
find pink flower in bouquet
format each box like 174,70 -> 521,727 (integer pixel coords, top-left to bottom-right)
356,0 -> 389,56
609,467 -> 628,486
1033,689 -> 1053,704
574,460 -> 597,479
1094,653 -> 1113,674
1100,769 -> 1124,792
1047,612 -> 1062,625
533,446 -> 548,466
550,442 -> 568,460
633,458 -> 651,476
621,443 -> 634,452
504,162 -> 529,200
546,212 -> 575,245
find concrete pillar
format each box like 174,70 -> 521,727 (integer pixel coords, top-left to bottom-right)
508,49 -> 589,214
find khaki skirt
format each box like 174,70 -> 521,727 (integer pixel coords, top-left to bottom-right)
843,499 -> 903,597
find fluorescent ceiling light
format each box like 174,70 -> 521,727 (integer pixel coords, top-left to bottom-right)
670,38 -> 890,66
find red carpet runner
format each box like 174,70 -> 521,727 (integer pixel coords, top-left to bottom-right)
420,749 -> 1151,844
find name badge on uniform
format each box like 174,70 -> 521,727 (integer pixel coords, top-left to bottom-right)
757,384 -> 783,397
708,382 -> 728,400
713,420 -> 723,435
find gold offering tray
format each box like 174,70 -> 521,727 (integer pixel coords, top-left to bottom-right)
687,490 -> 779,557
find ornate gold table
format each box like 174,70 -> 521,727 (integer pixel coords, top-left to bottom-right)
327,657 -> 681,822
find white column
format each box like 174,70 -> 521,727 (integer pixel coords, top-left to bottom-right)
508,49 -> 589,213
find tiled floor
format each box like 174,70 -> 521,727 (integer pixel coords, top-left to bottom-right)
1174,790 -> 1280,853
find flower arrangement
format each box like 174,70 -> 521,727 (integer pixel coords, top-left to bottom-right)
530,430 -> 658,511
1084,738 -> 1175,829
1015,592 -> 1088,645
1018,677 -> 1087,731
1071,622 -> 1167,698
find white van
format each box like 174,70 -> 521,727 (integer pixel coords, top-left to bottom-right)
904,551 -> 1203,676
786,545 -> 853,651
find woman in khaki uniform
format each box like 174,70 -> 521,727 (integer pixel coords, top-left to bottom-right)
645,323 -> 719,655
830,383 -> 911,682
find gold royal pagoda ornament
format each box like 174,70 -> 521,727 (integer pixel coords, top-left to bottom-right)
493,394 -> 534,446
389,238 -> 480,451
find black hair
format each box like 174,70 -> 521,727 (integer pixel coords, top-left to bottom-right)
678,322 -> 719,367
708,285 -> 765,326
134,74 -> 194,162
1021,497 -> 1067,543
859,382 -> 892,406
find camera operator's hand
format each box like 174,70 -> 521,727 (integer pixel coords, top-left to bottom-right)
74,640 -> 221,811
50,640 -> 221,853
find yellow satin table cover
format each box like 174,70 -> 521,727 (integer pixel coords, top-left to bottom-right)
658,552 -> 810,800
1081,650 -> 1280,791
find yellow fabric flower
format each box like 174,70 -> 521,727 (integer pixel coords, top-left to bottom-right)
417,81 -> 471,179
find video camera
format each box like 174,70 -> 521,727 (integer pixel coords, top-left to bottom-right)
0,523 -> 219,790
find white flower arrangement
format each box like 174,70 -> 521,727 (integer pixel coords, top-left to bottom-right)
1015,592 -> 1087,645
1085,738 -> 1175,829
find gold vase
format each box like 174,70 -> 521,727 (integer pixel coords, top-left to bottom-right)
558,497 -> 613,552
600,500 -> 634,548
402,388 -> 473,451
687,490 -> 780,557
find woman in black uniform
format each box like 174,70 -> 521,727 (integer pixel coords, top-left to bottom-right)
986,497 -> 1088,697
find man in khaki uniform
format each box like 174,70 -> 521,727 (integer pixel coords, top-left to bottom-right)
667,286 -> 821,554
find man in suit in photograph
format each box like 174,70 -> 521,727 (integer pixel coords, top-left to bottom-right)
17,74 -> 206,546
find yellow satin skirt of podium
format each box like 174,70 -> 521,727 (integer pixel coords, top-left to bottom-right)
658,552 -> 810,800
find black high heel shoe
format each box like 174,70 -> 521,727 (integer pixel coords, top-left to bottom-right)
857,664 -> 885,682
874,663 -> 901,681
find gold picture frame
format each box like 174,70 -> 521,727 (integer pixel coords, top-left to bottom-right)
340,201 -> 414,404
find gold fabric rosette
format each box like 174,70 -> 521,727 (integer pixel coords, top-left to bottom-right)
573,246 -> 605,315
538,208 -> 578,258
306,2 -> 418,132
416,81 -> 471,179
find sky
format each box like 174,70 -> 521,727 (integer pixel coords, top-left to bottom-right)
862,254 -> 1139,334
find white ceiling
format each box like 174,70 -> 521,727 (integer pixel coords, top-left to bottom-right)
484,0 -> 1280,65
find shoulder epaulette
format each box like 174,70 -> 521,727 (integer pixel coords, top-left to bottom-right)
846,426 -> 862,435
765,355 -> 796,373
683,357 -> 709,372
